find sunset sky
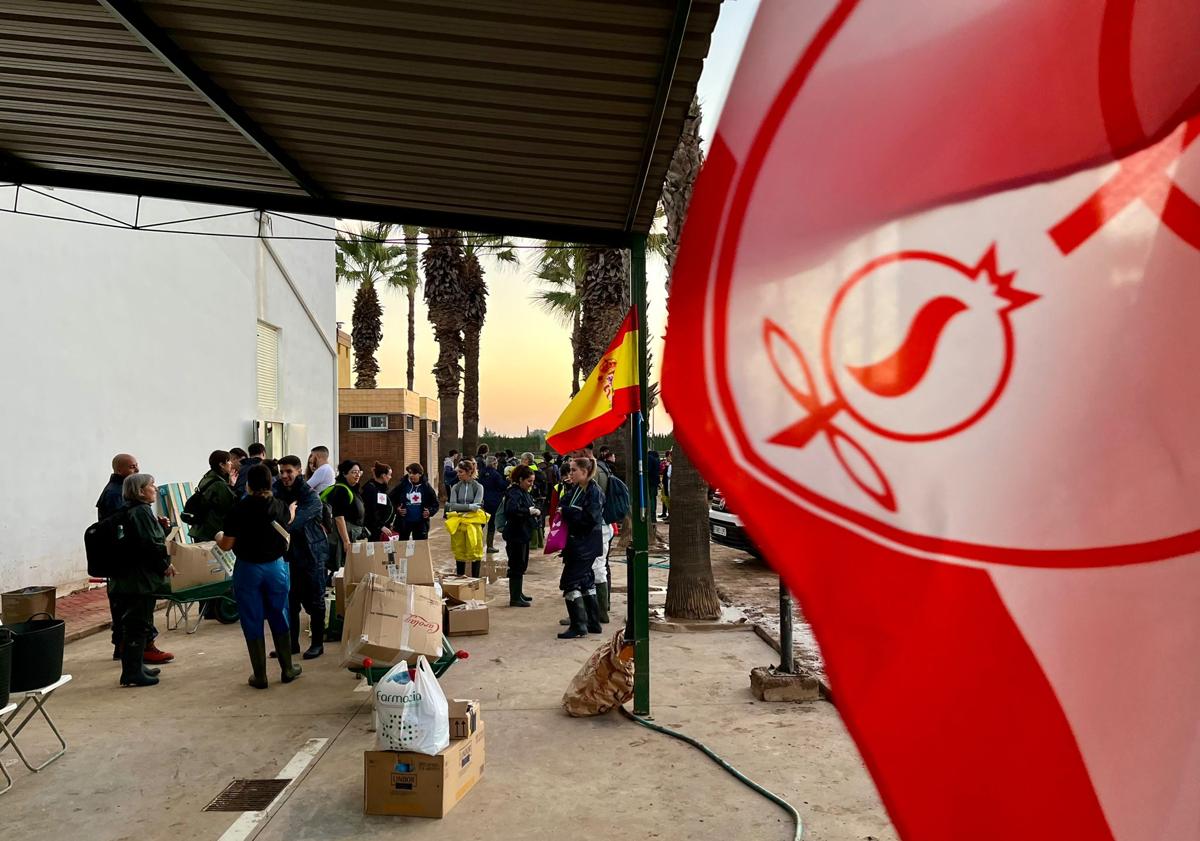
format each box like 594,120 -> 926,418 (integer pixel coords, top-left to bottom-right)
336,1 -> 758,436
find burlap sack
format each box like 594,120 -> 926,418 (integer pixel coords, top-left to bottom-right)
562,629 -> 635,717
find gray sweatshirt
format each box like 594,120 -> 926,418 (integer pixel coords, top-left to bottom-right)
446,480 -> 484,512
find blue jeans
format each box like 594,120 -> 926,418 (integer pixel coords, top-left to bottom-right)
233,558 -> 290,641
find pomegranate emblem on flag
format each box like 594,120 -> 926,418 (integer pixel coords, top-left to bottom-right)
766,246 -> 1036,512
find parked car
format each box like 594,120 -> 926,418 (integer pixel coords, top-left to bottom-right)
708,489 -> 762,557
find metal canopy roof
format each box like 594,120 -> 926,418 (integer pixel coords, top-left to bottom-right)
0,0 -> 719,245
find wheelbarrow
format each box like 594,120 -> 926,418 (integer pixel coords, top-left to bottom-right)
159,580 -> 238,633
349,635 -> 468,685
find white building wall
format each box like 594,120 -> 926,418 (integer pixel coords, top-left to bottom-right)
0,189 -> 337,592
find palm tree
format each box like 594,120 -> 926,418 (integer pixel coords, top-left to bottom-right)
532,242 -> 587,396
460,234 -> 518,455
422,228 -> 468,464
662,98 -> 721,620
402,225 -> 421,391
335,222 -> 409,389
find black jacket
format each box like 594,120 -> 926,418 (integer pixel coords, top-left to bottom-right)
389,479 -> 439,524
96,474 -> 125,519
559,480 -> 603,591
273,478 -> 329,570
110,502 -> 170,595
479,467 -> 507,514
501,484 -> 536,544
233,456 -> 262,497
361,479 -> 396,538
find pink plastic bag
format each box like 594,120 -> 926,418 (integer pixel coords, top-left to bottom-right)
544,509 -> 567,554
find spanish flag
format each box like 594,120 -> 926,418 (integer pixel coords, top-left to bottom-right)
547,308 -> 641,454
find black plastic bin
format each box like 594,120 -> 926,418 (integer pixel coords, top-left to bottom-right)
3,613 -> 64,693
0,627 -> 12,708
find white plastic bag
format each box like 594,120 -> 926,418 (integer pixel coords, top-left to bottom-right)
373,655 -> 450,755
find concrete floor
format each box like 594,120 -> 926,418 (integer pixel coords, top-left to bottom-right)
3,536 -> 896,841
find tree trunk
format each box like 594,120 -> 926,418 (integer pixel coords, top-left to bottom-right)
404,226 -> 420,391
406,286 -> 416,391
433,326 -> 461,467
661,97 -> 719,619
665,445 -> 721,618
351,281 -> 382,389
461,325 -> 481,456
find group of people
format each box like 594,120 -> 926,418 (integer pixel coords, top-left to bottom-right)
97,435 -> 674,688
97,444 -> 371,689
440,441 -> 648,639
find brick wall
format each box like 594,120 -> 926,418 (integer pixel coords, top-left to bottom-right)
339,414 -> 424,474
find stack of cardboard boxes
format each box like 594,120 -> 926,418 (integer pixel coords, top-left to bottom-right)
363,698 -> 484,817
339,541 -> 441,670
440,575 -> 489,636
335,539 -> 489,817
165,532 -> 235,590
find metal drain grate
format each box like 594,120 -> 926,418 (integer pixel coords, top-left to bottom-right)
204,778 -> 292,812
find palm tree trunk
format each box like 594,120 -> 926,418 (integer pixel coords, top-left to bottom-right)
461,325 -> 481,456
433,327 -> 461,465
403,225 -> 420,391
570,309 -> 582,397
665,445 -> 721,618
661,96 -> 720,619
406,285 -> 416,391
351,281 -> 382,389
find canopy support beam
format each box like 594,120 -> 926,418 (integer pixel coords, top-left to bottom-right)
624,0 -> 693,232
627,233 -> 653,715
96,0 -> 328,200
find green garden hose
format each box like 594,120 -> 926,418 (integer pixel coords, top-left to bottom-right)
619,705 -> 803,841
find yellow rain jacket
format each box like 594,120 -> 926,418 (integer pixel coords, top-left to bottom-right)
446,509 -> 489,562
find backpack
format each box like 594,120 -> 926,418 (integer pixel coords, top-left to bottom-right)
84,508 -> 129,578
319,483 -> 351,534
181,476 -> 217,525
180,489 -> 206,524
602,473 -> 631,524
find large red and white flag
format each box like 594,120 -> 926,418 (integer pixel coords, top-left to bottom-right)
663,3 -> 1200,840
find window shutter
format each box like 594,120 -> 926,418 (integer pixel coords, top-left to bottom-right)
256,322 -> 279,413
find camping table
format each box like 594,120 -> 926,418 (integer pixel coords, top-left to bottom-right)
0,674 -> 72,775
0,702 -> 14,795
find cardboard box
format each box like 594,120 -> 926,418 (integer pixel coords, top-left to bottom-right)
347,540 -> 435,587
448,700 -> 480,740
166,539 -> 231,591
479,556 -> 503,585
364,723 -> 486,817
334,569 -> 346,618
443,598 -> 489,636
440,576 -> 485,602
1,586 -> 56,624
341,574 -> 443,669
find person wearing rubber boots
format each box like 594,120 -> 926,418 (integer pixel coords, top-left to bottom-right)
217,464 -> 302,688
557,457 -> 604,639
111,473 -> 177,687
272,455 -> 329,661
501,465 -> 539,607
97,453 -> 174,666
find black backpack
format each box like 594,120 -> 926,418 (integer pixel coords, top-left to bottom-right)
84,508 -> 129,578
180,479 -> 212,525
602,473 -> 631,524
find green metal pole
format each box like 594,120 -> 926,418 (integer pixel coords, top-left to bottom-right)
628,234 -> 652,716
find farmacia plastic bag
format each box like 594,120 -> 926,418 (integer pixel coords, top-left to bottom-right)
374,655 -> 450,755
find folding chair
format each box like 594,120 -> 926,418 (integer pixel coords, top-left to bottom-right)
0,701 -> 14,795
0,675 -> 72,775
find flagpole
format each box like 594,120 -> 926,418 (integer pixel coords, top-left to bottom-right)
627,234 -> 652,716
